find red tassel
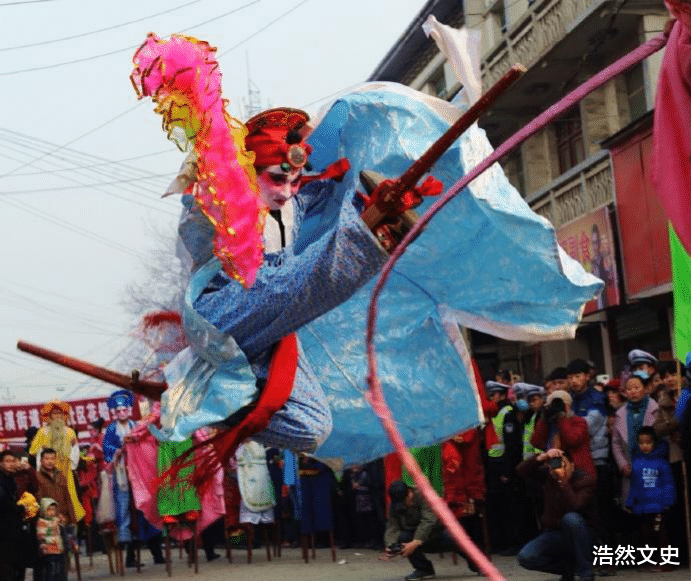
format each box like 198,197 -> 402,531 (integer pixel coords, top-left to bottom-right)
299,158 -> 350,187
154,333 -> 299,493
140,311 -> 183,329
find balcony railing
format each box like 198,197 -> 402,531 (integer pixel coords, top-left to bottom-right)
481,0 -> 608,90
527,150 -> 612,228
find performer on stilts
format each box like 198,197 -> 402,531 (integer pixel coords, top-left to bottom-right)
126,33 -> 602,484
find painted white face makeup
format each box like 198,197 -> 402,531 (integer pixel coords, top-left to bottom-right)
257,164 -> 301,211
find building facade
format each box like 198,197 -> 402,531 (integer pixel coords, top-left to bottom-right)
368,0 -> 673,382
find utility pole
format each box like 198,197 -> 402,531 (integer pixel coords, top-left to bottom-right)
243,51 -> 263,119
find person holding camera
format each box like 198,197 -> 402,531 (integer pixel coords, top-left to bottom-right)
516,448 -> 597,581
530,390 -> 595,477
383,481 -> 473,580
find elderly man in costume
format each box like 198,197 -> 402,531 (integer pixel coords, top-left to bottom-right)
29,401 -> 85,523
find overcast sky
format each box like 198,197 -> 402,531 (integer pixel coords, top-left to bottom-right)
0,0 -> 432,404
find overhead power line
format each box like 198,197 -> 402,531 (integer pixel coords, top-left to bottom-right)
0,194 -> 147,259
0,0 -> 56,6
7,149 -> 174,176
0,131 -> 179,216
0,126 -> 172,182
0,0 -> 260,76
0,172 -> 173,195
0,0 -> 306,181
219,0 -> 309,56
0,0 -> 202,51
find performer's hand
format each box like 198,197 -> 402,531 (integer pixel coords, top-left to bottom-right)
400,539 -> 423,557
360,176 -> 443,218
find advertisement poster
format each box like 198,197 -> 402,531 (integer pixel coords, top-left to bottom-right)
557,206 -> 620,314
0,396 -> 141,440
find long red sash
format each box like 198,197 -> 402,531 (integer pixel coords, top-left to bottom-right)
158,333 -> 299,491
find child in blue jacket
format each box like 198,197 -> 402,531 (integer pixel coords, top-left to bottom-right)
626,426 -> 676,570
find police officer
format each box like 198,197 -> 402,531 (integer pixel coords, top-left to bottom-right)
484,380 -> 523,555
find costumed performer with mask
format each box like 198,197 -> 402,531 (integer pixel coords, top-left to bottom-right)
102,389 -> 165,566
131,33 -> 603,475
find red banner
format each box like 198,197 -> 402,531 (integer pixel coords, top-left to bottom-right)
557,206 -> 621,314
0,397 -> 141,440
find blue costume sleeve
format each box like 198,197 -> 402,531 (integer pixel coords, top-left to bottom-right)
102,424 -> 122,463
193,183 -> 387,361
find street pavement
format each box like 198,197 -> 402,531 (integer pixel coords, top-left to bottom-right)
75,547 -> 691,581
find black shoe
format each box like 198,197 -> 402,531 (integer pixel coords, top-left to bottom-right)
404,569 -> 436,581
206,553 -> 221,562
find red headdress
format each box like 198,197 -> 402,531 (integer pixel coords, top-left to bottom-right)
40,400 -> 71,422
245,107 -> 313,170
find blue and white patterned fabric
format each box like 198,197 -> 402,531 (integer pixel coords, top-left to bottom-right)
158,82 -> 602,468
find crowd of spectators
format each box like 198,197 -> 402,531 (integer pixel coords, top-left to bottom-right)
0,348 -> 689,581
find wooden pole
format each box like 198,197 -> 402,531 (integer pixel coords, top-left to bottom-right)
16,340 -> 167,400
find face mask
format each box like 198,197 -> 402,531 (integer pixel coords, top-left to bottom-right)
632,370 -> 650,381
516,399 -> 529,412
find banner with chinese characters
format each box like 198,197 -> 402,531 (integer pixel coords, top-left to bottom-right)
0,396 -> 141,440
557,206 -> 620,314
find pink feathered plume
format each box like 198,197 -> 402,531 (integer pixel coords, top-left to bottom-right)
131,33 -> 265,288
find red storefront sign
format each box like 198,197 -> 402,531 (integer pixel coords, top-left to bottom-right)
610,125 -> 672,297
0,396 -> 141,439
557,206 -> 621,314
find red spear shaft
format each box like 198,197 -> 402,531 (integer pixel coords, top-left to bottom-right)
16,340 -> 167,400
